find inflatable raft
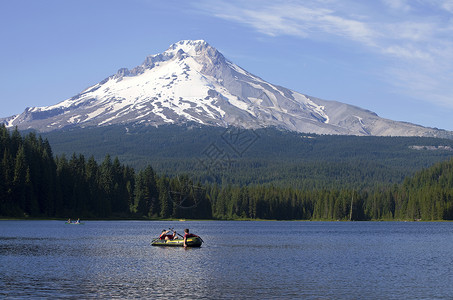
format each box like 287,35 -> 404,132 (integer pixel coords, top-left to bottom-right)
151,236 -> 203,247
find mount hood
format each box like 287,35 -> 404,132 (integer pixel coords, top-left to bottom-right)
2,39 -> 452,138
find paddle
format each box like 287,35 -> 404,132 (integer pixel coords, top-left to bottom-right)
168,228 -> 184,239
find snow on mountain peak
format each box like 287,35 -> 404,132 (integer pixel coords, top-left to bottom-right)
166,39 -> 210,55
1,40 -> 452,139
110,40 -> 219,80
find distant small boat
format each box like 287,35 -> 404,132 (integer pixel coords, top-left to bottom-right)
151,236 -> 203,247
65,222 -> 85,225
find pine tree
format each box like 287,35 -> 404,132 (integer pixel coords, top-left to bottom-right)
13,145 -> 27,214
24,167 -> 39,215
98,154 -> 113,217
158,177 -> 172,218
135,165 -> 158,218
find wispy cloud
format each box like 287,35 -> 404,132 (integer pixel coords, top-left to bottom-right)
200,1 -> 377,45
442,0 -> 453,12
195,0 -> 453,109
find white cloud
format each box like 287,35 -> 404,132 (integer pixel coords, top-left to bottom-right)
195,0 -> 453,109
201,1 -> 376,45
440,0 -> 453,13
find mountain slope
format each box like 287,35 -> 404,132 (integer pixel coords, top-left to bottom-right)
2,40 -> 452,138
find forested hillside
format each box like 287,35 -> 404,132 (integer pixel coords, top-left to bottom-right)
399,158 -> 453,220
2,124 -> 453,221
40,124 -> 453,189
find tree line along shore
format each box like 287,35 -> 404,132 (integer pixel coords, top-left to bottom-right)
1,125 -> 453,221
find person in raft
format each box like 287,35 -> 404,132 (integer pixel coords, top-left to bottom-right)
183,228 -> 199,248
159,229 -> 177,240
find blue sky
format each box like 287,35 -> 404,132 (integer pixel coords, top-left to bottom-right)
1,0 -> 453,130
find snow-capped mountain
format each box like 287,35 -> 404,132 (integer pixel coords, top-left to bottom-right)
1,40 -> 452,138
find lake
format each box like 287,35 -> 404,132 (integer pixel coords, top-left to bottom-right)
1,220 -> 453,299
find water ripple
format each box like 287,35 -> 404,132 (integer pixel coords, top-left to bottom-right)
1,221 -> 453,299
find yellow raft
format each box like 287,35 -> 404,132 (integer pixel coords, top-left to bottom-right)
151,236 -> 203,247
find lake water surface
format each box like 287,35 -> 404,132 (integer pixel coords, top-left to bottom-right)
1,220 -> 453,299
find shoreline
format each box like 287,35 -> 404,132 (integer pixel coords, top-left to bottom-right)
1,217 -> 449,222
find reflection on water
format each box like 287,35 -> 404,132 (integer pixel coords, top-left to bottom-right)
1,221 -> 453,299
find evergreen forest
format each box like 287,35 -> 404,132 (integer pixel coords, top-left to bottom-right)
2,124 -> 453,221
41,124 -> 453,189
